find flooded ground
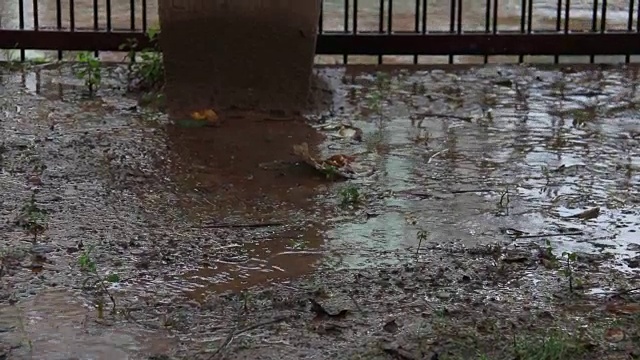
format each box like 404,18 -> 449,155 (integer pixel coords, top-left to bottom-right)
1,63 -> 640,359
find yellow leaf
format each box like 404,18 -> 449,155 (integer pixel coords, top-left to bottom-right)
190,109 -> 219,122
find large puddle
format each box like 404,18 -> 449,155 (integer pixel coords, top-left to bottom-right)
314,65 -> 640,271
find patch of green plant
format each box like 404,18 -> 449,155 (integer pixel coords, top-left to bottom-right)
560,251 -> 581,292
17,192 -> 47,243
78,245 -> 120,317
416,229 -> 428,257
120,26 -> 164,93
542,240 -> 582,292
320,164 -> 339,180
339,184 -> 360,206
74,52 -> 102,96
513,330 -> 586,360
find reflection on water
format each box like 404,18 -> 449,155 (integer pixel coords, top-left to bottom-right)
0,290 -> 176,359
317,65 -> 640,269
0,0 -> 639,63
182,226 -> 324,299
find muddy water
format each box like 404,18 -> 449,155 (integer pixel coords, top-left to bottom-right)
1,0 -> 639,63
1,63 -> 640,358
315,64 -> 640,271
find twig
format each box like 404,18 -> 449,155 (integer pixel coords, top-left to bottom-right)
207,315 -> 292,360
427,148 -> 449,164
414,113 -> 473,122
196,222 -> 283,229
450,189 -> 495,194
348,293 -> 363,313
606,287 -> 640,298
515,231 -> 583,239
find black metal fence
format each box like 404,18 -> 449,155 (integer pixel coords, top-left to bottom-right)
0,0 -> 639,64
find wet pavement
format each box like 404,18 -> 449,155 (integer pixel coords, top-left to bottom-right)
0,63 -> 639,359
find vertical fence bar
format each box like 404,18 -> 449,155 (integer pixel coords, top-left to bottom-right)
492,0 -> 498,34
18,0 -> 25,61
519,0 -> 527,63
319,0 -> 324,34
456,0 -> 462,64
600,0 -> 607,33
130,0 -> 136,30
107,0 -> 112,31
353,0 -> 358,35
627,0 -> 635,63
554,0 -> 561,63
413,0 -> 419,64
70,0 -> 75,31
527,0 -> 532,34
591,0 -> 598,63
56,0 -> 62,59
93,0 -> 99,57
388,0 -> 393,36
142,0 -> 148,31
448,0 -> 456,64
378,0 -> 384,64
484,0 -> 491,63
387,0 -> 393,63
422,0 -> 427,34
344,0 -> 349,64
564,0 -> 570,34
32,0 -> 39,30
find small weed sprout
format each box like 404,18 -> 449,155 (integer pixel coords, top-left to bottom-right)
339,184 -> 360,206
416,229 -> 428,257
79,245 -> 119,317
18,193 -> 47,243
74,52 -> 101,96
560,251 -> 579,292
321,165 -> 339,180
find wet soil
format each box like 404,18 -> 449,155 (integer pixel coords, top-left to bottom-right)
0,63 -> 639,360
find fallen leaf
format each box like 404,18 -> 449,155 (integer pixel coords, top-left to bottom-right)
309,298 -> 349,320
605,302 -> 640,315
337,125 -> 363,142
383,319 -> 399,333
323,154 -> 355,168
604,328 -> 625,343
566,207 -> 600,220
190,109 -> 219,123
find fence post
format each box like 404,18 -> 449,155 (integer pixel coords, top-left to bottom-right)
157,0 -> 322,117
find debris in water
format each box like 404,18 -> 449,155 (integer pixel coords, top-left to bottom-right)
293,142 -> 357,179
176,109 -> 221,128
309,298 -> 349,320
604,328 -> 626,343
337,125 -> 363,141
197,221 -> 283,229
383,318 -> 400,333
565,207 -> 600,220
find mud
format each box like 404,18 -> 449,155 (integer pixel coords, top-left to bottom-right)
0,63 -> 639,360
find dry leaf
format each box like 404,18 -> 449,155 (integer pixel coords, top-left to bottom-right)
604,328 -> 625,343
190,109 -> 219,123
605,302 -> 640,315
337,125 -> 363,141
566,207 -> 600,220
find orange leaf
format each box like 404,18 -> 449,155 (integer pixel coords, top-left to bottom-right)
604,328 -> 625,343
190,109 -> 219,123
605,302 -> 640,315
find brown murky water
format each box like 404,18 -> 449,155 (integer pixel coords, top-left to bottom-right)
1,0 -> 639,63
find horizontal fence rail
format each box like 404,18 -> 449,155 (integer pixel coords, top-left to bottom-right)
0,0 -> 639,64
